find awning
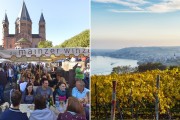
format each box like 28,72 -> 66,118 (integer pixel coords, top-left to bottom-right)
0,48 -> 90,62
0,58 -> 12,63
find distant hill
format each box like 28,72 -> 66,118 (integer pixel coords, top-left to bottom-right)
92,47 -> 180,65
109,47 -> 180,59
56,30 -> 89,48
91,49 -> 116,56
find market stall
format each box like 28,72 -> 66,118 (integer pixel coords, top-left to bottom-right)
0,48 -> 90,62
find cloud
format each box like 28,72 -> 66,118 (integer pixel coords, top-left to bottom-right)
147,0 -> 180,13
131,6 -> 144,11
92,0 -> 138,7
92,0 -> 148,5
92,0 -> 149,12
127,0 -> 149,4
93,0 -> 180,13
109,9 -> 149,13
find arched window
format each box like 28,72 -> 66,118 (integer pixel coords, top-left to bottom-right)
3,24 -> 7,28
40,25 -> 44,28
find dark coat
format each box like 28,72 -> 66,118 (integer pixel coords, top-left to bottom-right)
0,108 -> 28,120
57,111 -> 87,120
0,71 -> 7,88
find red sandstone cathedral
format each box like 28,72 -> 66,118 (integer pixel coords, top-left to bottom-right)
2,1 -> 46,49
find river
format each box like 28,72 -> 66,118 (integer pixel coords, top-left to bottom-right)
91,56 -> 138,75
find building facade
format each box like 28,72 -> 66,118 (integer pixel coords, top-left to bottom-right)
2,1 -> 46,49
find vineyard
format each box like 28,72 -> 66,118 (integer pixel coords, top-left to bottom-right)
91,69 -> 180,119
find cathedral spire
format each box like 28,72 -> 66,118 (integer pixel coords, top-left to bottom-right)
17,1 -> 31,22
39,12 -> 45,23
3,12 -> 9,23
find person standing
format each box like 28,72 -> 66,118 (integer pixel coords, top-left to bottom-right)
84,63 -> 90,89
0,63 -> 4,72
0,69 -> 7,104
75,64 -> 84,81
7,66 -> 14,86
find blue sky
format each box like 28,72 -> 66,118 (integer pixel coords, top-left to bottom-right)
0,0 -> 90,46
91,0 -> 180,49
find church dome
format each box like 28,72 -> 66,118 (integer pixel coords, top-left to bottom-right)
16,38 -> 31,43
15,38 -> 31,49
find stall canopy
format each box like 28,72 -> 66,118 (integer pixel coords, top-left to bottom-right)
0,48 -> 89,62
0,58 -> 12,63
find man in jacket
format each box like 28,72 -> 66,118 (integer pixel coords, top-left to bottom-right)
0,90 -> 28,120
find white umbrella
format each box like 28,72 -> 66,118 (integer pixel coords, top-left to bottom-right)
0,58 -> 12,63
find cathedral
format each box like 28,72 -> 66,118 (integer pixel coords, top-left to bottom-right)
2,1 -> 46,49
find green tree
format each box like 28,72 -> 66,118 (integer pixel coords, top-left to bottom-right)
57,29 -> 90,48
111,65 -> 137,74
138,62 -> 167,72
53,45 -> 61,48
38,40 -> 53,48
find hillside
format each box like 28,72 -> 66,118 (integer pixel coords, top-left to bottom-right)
91,49 -> 116,56
57,30 -> 89,48
109,47 -> 180,59
92,47 -> 180,65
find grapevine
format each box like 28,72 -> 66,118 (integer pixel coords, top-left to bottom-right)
91,69 -> 180,116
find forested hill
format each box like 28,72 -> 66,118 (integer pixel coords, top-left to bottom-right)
108,47 -> 180,59
58,30 -> 89,48
92,47 -> 180,65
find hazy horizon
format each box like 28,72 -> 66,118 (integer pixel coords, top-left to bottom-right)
92,38 -> 180,49
92,45 -> 180,50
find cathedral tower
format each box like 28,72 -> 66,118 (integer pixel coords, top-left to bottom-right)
15,1 -> 32,35
2,1 -> 46,49
2,13 -> 9,48
39,13 -> 46,40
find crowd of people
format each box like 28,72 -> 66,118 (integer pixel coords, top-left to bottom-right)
0,60 -> 90,120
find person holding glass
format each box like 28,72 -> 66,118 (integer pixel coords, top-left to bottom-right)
57,97 -> 86,120
36,79 -> 53,105
54,82 -> 68,113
